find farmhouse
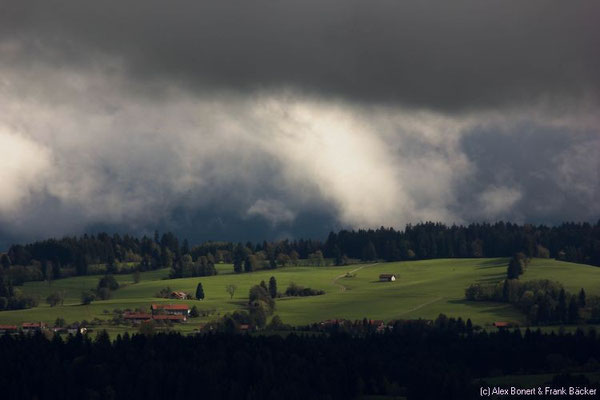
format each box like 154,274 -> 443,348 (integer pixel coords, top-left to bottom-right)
0,325 -> 18,335
124,313 -> 153,323
151,304 -> 190,320
379,274 -> 396,282
22,322 -> 47,334
170,291 -> 188,300
152,314 -> 186,323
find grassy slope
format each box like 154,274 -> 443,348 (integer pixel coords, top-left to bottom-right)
1,258 -> 599,332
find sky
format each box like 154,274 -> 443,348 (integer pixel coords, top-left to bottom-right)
0,0 -> 599,248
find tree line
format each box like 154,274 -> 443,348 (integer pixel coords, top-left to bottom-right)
1,322 -> 600,399
1,221 -> 599,286
324,221 -> 600,265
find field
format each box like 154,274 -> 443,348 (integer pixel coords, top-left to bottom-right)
1,258 -> 600,334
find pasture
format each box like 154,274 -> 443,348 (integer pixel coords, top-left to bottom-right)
1,258 -> 599,333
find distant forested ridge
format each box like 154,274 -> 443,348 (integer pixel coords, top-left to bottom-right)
1,222 -> 599,284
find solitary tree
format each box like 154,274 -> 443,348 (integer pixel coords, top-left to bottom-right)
225,284 -> 237,299
46,292 -> 63,307
268,276 -> 277,298
507,254 -> 525,279
196,282 -> 205,300
81,291 -> 96,305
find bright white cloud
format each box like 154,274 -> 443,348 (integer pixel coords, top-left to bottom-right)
478,186 -> 523,217
0,127 -> 52,214
0,52 -> 598,241
247,199 -> 296,225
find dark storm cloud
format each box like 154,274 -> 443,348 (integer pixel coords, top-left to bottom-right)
456,126 -> 600,224
1,0 -> 599,110
0,0 -> 598,248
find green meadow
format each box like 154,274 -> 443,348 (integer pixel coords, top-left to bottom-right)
1,258 -> 599,333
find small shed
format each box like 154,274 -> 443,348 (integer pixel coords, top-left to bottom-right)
379,274 -> 396,282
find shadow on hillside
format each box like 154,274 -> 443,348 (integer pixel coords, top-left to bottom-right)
476,274 -> 506,284
448,299 -> 522,320
475,258 -> 508,268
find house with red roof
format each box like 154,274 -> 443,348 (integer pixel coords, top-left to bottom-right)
0,325 -> 18,335
22,322 -> 47,334
151,304 -> 190,321
493,321 -> 512,329
124,313 -> 153,323
152,314 -> 186,322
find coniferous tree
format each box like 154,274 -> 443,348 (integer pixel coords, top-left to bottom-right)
268,276 -> 277,298
196,282 -> 205,300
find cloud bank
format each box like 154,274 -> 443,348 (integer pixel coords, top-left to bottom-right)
0,1 -> 598,246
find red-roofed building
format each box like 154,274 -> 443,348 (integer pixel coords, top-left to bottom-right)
151,304 -> 190,320
152,314 -> 186,322
170,291 -> 188,300
0,325 -> 18,335
493,321 -> 511,329
22,322 -> 47,334
124,313 -> 153,323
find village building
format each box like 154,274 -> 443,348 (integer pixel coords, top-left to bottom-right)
152,314 -> 186,323
123,313 -> 153,323
170,291 -> 188,300
21,322 -> 47,334
151,304 -> 190,321
0,325 -> 18,335
67,326 -> 88,335
379,274 -> 396,282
